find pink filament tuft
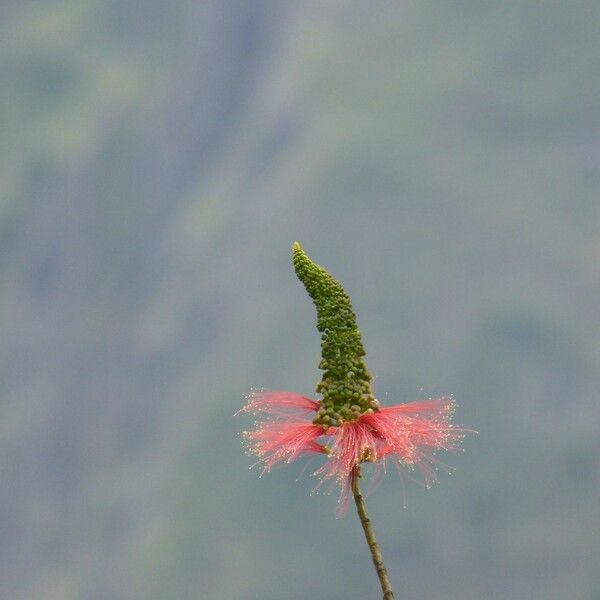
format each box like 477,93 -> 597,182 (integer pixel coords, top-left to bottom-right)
316,421 -> 378,485
240,390 -> 320,416
244,422 -> 325,472
315,396 -> 467,508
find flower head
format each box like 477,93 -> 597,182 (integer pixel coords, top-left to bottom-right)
239,391 -> 326,472
239,243 -> 472,512
241,390 -> 466,512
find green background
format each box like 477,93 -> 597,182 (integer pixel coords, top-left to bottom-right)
1,2 -> 599,598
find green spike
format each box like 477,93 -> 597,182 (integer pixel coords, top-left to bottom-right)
292,243 -> 375,424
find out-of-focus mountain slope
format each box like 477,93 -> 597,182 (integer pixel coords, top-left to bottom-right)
1,2 -> 298,598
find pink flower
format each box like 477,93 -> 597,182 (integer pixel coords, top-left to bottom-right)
239,391 -> 327,473
240,390 -> 468,510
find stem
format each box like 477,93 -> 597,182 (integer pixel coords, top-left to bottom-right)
351,466 -> 395,600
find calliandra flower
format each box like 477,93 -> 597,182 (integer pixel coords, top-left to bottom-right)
241,390 -> 465,511
239,391 -> 326,472
241,243 -> 468,497
238,243 -> 473,599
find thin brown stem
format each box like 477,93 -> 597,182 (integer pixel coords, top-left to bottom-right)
351,466 -> 395,600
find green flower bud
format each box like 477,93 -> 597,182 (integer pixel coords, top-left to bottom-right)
293,242 -> 375,423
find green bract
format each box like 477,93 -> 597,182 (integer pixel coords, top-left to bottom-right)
292,242 -> 377,427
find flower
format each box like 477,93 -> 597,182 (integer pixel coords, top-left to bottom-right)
239,391 -> 326,472
239,243 -> 472,514
240,389 -> 467,512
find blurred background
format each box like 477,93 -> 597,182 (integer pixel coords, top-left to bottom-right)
1,2 -> 599,599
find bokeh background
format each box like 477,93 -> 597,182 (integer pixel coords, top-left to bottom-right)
2,2 -> 599,599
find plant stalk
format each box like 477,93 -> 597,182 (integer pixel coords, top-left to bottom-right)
351,466 -> 395,599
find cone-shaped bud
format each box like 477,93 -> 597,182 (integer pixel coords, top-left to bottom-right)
292,242 -> 374,425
